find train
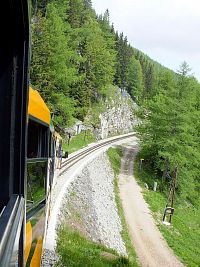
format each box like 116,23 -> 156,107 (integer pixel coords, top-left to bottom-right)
25,87 -> 63,266
0,1 -> 63,266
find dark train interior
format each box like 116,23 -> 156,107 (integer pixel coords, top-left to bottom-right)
0,1 -> 29,211
0,1 -> 29,266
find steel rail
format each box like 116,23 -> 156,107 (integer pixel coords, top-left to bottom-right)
59,133 -> 135,176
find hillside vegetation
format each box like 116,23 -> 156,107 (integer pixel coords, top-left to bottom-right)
134,156 -> 200,267
30,0 -> 167,130
135,63 -> 200,266
136,62 -> 200,208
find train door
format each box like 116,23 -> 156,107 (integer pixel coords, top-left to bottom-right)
48,126 -> 56,189
54,132 -> 63,170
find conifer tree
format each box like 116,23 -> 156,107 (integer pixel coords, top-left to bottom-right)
126,56 -> 144,104
137,65 -> 200,199
31,1 -> 77,126
114,33 -> 133,90
67,0 -> 84,28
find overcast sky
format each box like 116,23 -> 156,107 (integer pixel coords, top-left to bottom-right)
92,0 -> 200,81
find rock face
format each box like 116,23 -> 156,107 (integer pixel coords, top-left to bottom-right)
59,152 -> 127,256
95,88 -> 138,140
64,87 -> 138,140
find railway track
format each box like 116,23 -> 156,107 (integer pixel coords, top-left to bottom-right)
44,133 -> 136,253
59,133 -> 136,176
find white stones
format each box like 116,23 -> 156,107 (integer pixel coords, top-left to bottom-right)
41,249 -> 59,267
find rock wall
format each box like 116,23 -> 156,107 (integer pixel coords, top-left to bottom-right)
58,152 -> 127,256
64,87 -> 138,140
95,88 -> 138,140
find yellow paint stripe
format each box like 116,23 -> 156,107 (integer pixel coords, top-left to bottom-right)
25,221 -> 32,265
30,236 -> 43,267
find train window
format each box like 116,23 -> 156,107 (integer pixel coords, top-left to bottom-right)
27,119 -> 48,158
27,119 -> 49,211
26,161 -> 46,210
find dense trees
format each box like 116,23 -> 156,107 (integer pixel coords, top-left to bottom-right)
126,56 -> 144,103
31,0 -> 117,124
137,64 -> 200,205
31,0 -> 200,207
31,0 -> 163,126
31,1 -> 77,126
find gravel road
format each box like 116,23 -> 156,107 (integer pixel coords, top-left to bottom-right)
119,144 -> 185,267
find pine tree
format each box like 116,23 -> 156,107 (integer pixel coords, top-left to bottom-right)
97,9 -> 116,52
67,2 -> 116,104
66,0 -> 84,28
126,56 -> 144,103
114,33 -> 133,90
137,66 -> 200,198
31,1 -> 77,126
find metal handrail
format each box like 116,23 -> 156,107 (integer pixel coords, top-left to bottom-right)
0,195 -> 25,267
27,157 -> 48,163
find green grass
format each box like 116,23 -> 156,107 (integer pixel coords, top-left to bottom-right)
62,131 -> 96,154
107,147 -> 139,267
107,147 -> 123,176
56,226 -> 136,267
134,157 -> 200,267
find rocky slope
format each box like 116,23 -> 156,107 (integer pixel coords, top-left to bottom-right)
65,86 -> 138,140
58,152 -> 127,256
95,88 -> 138,139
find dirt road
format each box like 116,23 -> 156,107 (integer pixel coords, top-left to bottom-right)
119,144 -> 185,267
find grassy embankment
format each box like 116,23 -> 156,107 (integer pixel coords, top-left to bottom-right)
57,225 -> 136,267
62,130 -> 96,154
134,155 -> 200,267
55,146 -> 139,267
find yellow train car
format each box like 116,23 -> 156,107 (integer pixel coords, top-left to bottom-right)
0,2 -> 63,266
25,87 -> 51,267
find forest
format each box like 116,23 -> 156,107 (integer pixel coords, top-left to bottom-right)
31,0 -> 200,230
31,0 -> 159,127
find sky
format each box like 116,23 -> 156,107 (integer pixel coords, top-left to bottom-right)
92,0 -> 200,81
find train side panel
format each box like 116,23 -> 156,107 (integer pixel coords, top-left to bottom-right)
25,88 -> 51,267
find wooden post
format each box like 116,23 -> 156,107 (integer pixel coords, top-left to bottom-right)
68,133 -> 71,146
139,158 -> 144,171
169,167 -> 177,223
160,159 -> 169,192
84,129 -> 87,141
162,167 -> 178,225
